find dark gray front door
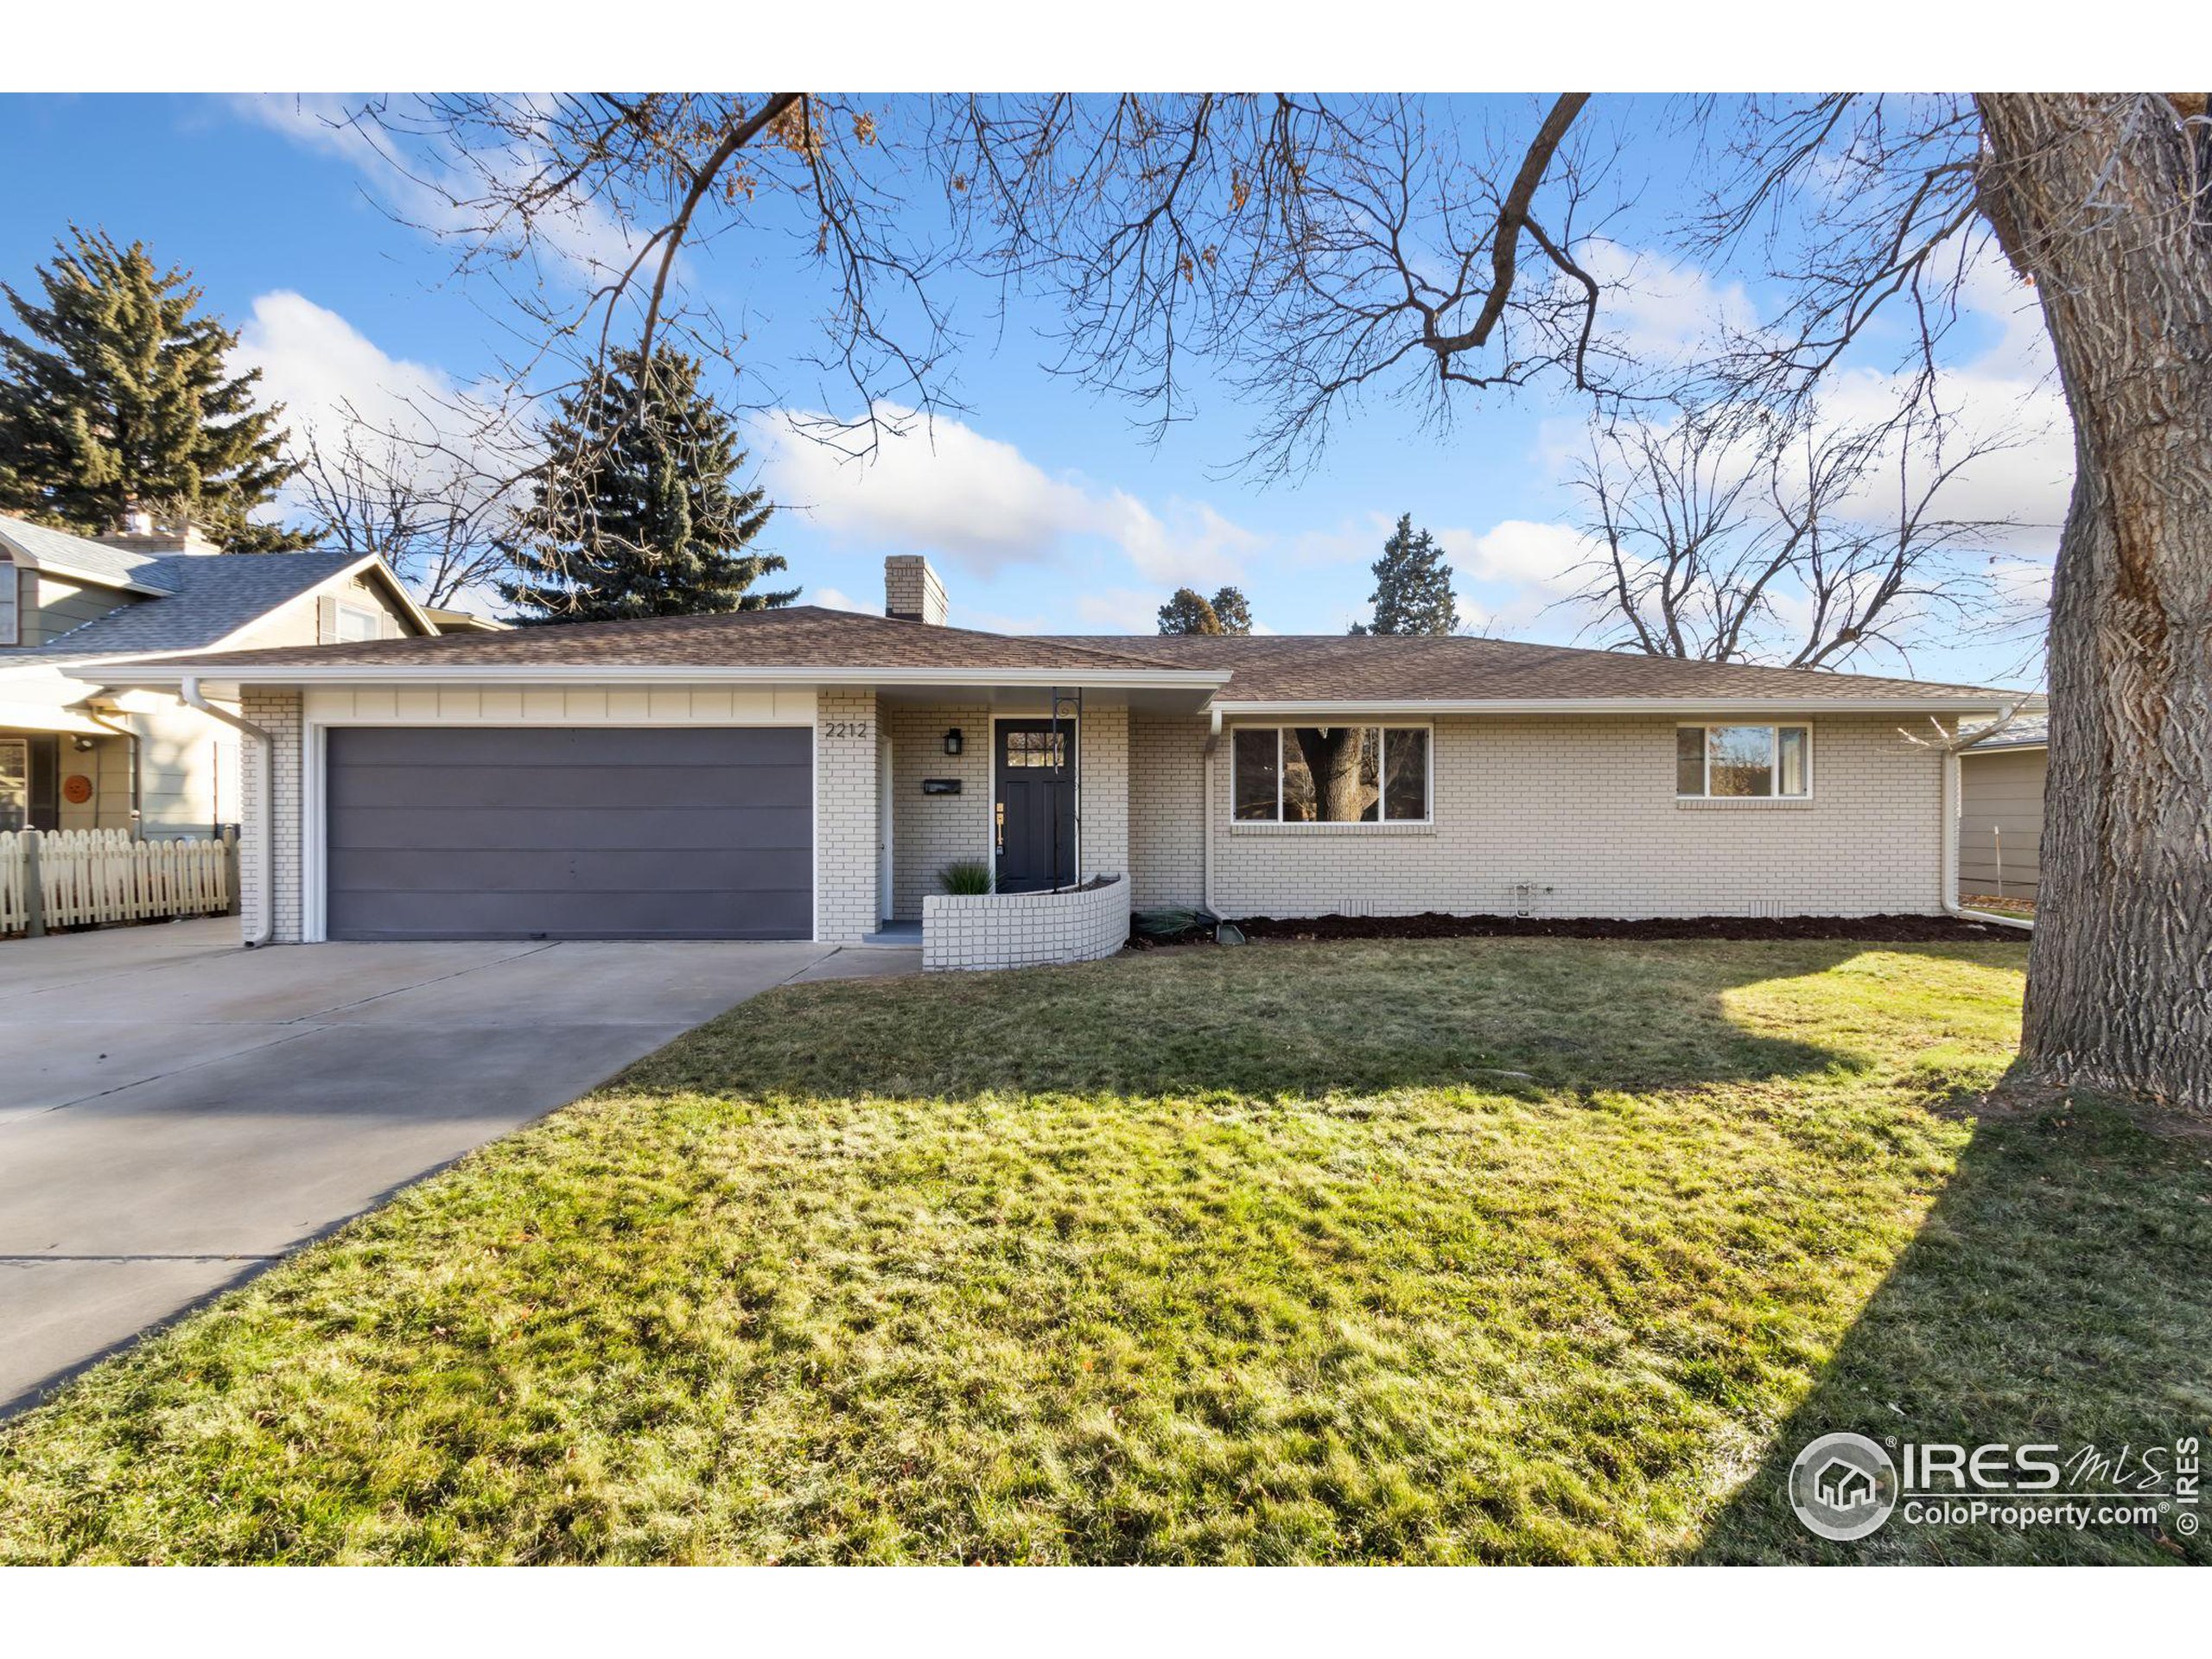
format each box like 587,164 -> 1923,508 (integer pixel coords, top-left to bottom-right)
324,727 -> 812,940
994,719 -> 1075,893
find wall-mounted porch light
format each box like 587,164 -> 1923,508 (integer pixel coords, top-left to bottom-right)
943,728 -> 964,757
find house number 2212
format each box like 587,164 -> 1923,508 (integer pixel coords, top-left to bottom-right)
822,721 -> 873,739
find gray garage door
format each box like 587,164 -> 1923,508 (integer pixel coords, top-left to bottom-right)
324,727 -> 812,940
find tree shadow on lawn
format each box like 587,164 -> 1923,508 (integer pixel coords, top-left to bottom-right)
620,937 -> 2012,1106
1688,1087 -> 2212,1565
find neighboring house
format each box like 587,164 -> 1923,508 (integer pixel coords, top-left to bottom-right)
1958,709 -> 2048,901
117,555 -> 2018,968
421,606 -> 512,636
0,513 -> 437,837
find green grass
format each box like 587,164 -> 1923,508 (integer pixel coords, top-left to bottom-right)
2,938 -> 2206,1564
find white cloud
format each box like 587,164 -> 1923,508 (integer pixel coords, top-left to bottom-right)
809,586 -> 867,613
233,290 -> 519,524
759,407 -> 1259,588
238,290 -> 454,449
1583,242 -> 1760,365
229,94 -> 641,283
955,606 -> 1053,634
1452,519 -> 1594,588
1075,588 -> 1166,633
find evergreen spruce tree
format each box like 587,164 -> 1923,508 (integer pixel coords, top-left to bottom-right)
1351,512 -> 1459,635
0,227 -> 306,550
498,348 -> 793,622
1207,585 -> 1254,635
1157,587 -> 1223,634
1157,584 -> 1254,635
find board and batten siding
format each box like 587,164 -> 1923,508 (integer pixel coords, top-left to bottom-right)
1958,747 -> 2045,899
1127,712 -> 1952,920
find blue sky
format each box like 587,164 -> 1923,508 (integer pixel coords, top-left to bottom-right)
0,94 -> 2061,685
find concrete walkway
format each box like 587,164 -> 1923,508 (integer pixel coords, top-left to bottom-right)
0,918 -> 919,1415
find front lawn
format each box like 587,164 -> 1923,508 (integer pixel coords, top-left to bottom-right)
3,938 -> 2206,1564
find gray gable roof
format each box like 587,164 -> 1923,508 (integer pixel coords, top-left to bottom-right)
0,515 -> 173,593
1961,711 -> 2049,751
1,548 -> 375,667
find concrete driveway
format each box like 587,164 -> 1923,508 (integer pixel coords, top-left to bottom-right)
0,918 -> 918,1415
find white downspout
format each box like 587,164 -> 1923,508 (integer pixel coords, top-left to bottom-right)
1201,704 -> 1222,915
179,677 -> 275,947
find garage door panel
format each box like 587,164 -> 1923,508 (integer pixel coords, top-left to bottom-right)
328,726 -> 804,768
327,804 -> 810,853
329,845 -> 813,896
328,762 -> 811,813
324,728 -> 813,940
327,886 -> 815,942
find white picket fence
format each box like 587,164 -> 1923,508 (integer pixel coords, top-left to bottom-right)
0,828 -> 233,936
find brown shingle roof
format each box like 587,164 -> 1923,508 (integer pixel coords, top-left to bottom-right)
127,602 -> 2013,706
1038,632 -> 2012,704
138,606 -> 1198,677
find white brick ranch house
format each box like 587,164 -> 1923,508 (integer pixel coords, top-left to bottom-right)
115,556 -> 2019,969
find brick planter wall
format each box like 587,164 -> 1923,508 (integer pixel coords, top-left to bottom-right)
922,874 -> 1130,972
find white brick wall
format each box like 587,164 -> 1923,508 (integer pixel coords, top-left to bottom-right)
1128,713 -> 1949,919
886,702 -> 992,918
1130,714 -> 1206,907
814,688 -> 880,942
1080,702 -> 1130,885
923,874 -> 1130,971
883,703 -> 1133,918
239,686 -> 304,944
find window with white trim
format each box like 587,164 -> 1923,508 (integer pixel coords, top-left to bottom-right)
0,736 -> 27,831
334,603 -> 382,642
0,558 -> 17,646
1676,723 -> 1811,798
1231,726 -> 1431,823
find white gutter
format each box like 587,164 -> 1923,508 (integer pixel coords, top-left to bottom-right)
1217,696 -> 2018,717
179,676 -> 274,947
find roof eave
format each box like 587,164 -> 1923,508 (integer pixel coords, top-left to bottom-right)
1213,696 -> 2015,715
18,558 -> 175,598
111,663 -> 1237,690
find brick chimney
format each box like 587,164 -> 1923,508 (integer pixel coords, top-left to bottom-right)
97,507 -> 222,556
884,555 -> 947,625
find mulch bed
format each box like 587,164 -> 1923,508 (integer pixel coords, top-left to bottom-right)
1226,911 -> 2018,944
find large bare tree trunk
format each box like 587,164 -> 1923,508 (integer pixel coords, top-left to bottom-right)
1975,95 -> 2212,1114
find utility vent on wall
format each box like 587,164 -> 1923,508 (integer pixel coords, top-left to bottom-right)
1747,898 -> 1786,918
1510,882 -> 1555,918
